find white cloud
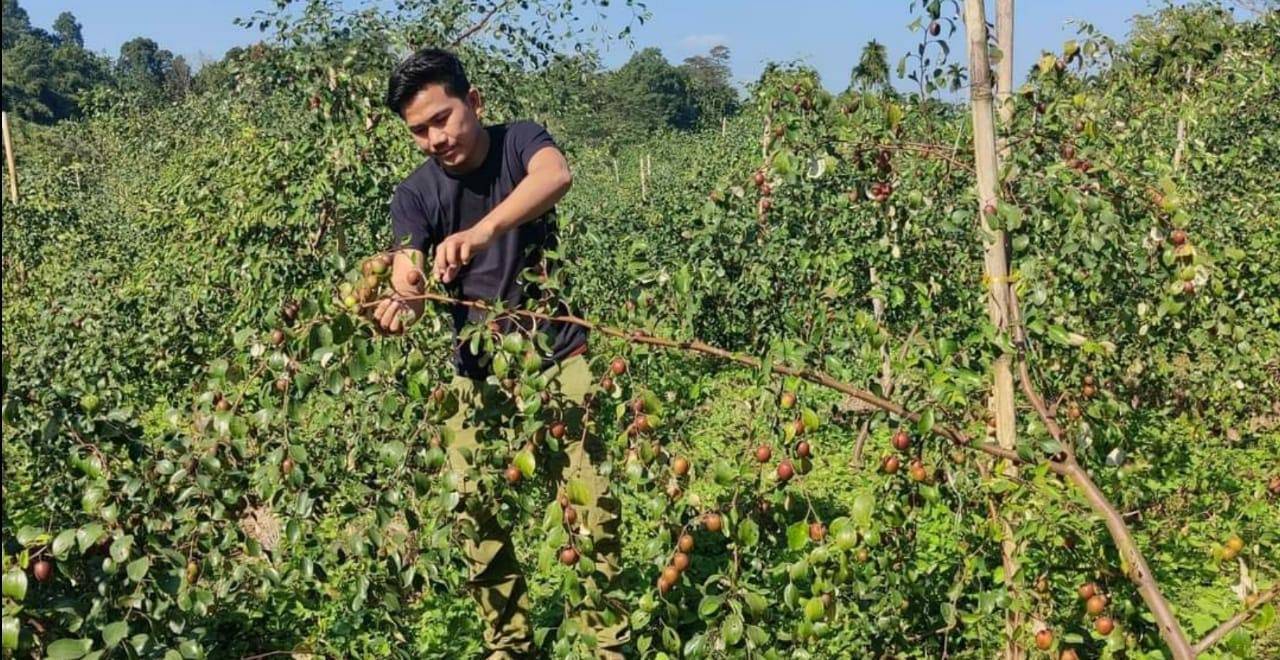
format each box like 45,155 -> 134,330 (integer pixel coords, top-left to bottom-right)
679,33 -> 729,51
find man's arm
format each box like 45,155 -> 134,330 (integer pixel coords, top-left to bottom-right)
433,146 -> 573,283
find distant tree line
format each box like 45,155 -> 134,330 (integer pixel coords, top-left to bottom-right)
1,0 -> 203,123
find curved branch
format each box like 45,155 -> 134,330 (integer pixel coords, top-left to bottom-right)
1008,295 -> 1194,659
1193,584 -> 1280,655
449,0 -> 514,47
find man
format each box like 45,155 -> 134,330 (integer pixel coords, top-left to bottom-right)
375,48 -> 628,659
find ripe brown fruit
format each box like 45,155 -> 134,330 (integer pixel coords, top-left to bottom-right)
563,505 -> 577,526
780,391 -> 797,409
672,456 -> 690,477
808,522 -> 827,542
1095,616 -> 1114,635
271,329 -> 286,346
1082,384 -> 1096,398
550,421 -> 567,440
504,465 -> 522,485
792,419 -> 806,436
1035,629 -> 1053,651
33,559 -> 53,582
892,430 -> 911,451
928,20 -> 941,36
281,457 -> 295,475
1067,404 -> 1082,421
610,357 -> 627,375
215,397 -> 232,413
774,125 -> 785,138
672,552 -> 690,572
657,575 -> 673,595
1086,594 -> 1107,616
600,376 -> 614,391
704,513 -> 723,533
631,398 -> 647,414
634,415 -> 652,434
760,197 -> 773,211
274,377 -> 290,393
662,565 -> 681,585
1268,475 -> 1280,496
1078,582 -> 1097,600
909,461 -> 928,483
754,171 -> 766,187
1061,144 -> 1076,160
677,534 -> 695,553
856,548 -> 870,563
1170,229 -> 1188,246
777,460 -> 795,482
795,441 -> 811,459
1183,280 -> 1196,295
882,455 -> 901,474
559,546 -> 579,566
406,269 -> 422,286
755,445 -> 773,463
1060,650 -> 1079,660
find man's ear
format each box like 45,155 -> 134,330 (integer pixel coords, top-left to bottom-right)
468,87 -> 484,118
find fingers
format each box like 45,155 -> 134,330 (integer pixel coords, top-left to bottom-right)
432,235 -> 478,284
376,298 -> 402,334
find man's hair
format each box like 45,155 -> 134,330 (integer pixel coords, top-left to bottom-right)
385,47 -> 471,117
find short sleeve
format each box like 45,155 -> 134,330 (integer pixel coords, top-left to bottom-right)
390,184 -> 435,253
510,121 -> 558,172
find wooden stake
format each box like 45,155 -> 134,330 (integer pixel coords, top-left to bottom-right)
963,0 -> 1017,454
992,4 -> 1025,659
2,111 -> 17,203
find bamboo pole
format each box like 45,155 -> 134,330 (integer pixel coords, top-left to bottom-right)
962,0 -> 1017,454
2,111 -> 17,203
991,4 -> 1024,658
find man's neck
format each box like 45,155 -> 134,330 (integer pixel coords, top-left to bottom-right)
442,127 -> 491,176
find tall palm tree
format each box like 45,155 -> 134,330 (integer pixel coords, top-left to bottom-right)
851,39 -> 891,93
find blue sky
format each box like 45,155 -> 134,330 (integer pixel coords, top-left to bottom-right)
23,0 -> 1187,92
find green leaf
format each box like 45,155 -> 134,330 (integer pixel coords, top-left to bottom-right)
736,519 -> 760,548
514,449 -> 536,479
567,479 -> 590,506
52,528 -> 77,559
916,408 -> 935,436
126,557 -> 150,582
102,621 -> 129,648
2,617 -> 18,650
77,524 -> 105,554
804,596 -> 825,621
46,638 -> 93,660
697,594 -> 723,619
110,535 -> 132,563
851,492 -> 875,528
787,522 -> 809,551
721,613 -> 744,646
2,570 -> 27,601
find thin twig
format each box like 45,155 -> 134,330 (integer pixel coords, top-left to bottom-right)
1192,584 -> 1280,655
449,0 -> 514,47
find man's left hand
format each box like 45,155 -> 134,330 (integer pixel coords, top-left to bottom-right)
434,224 -> 496,284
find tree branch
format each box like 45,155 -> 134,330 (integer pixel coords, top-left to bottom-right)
449,0 -> 514,47
1006,290 -> 1194,659
1193,584 -> 1280,655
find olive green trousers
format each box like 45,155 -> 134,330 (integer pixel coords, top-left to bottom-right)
444,354 -> 629,659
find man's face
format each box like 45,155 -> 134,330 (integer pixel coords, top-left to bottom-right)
401,83 -> 484,170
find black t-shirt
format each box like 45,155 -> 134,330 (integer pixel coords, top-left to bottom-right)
390,120 -> 588,379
